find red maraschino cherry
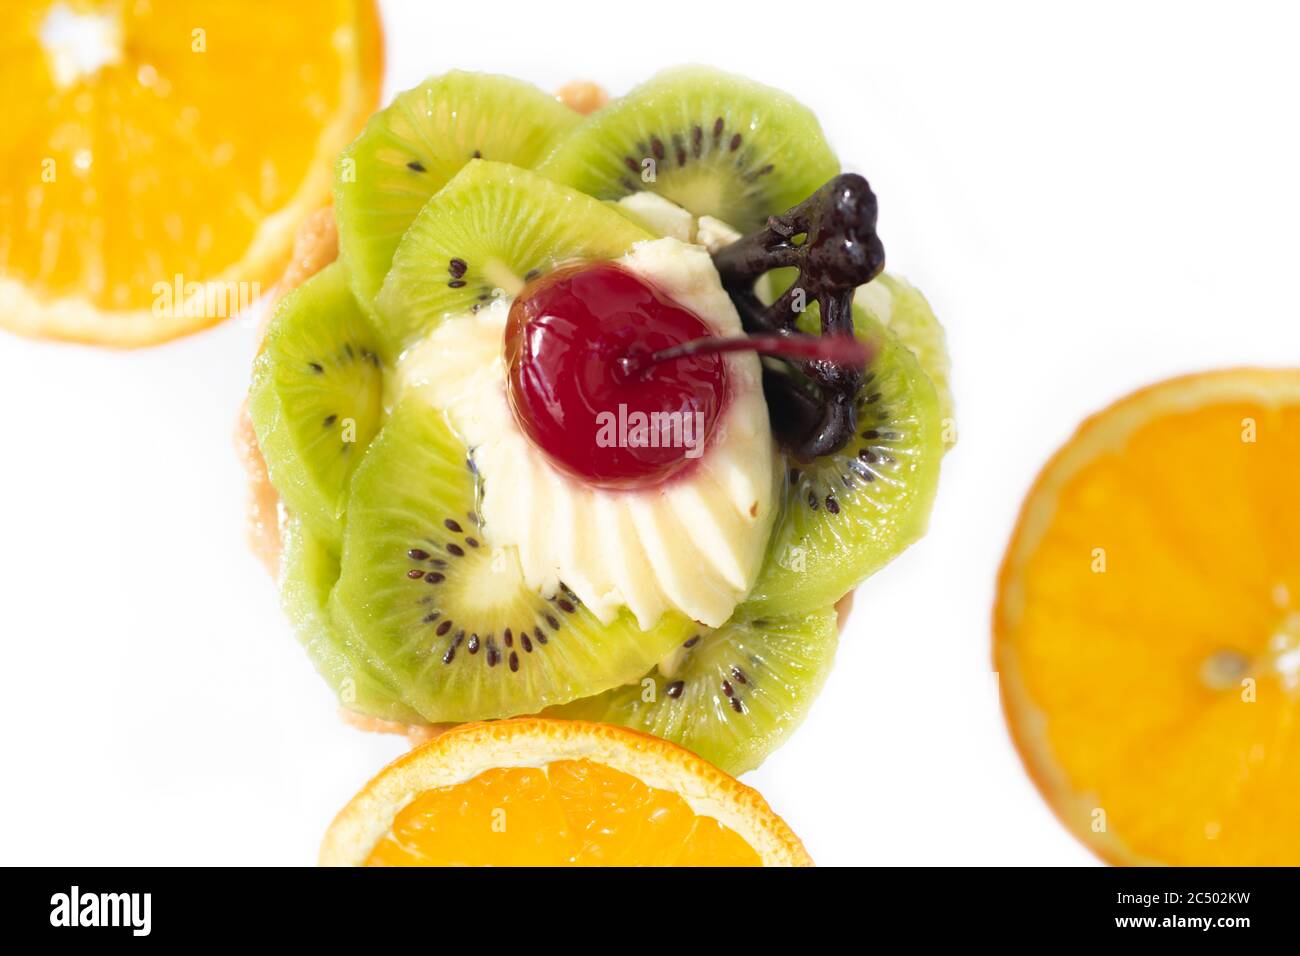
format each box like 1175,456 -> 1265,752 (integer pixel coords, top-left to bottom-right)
504,261 -> 868,490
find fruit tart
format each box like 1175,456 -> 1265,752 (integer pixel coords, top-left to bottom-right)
245,68 -> 953,774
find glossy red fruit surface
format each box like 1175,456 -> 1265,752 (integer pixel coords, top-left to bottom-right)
505,262 -> 728,490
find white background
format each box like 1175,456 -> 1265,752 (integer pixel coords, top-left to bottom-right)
3,0 -> 1299,865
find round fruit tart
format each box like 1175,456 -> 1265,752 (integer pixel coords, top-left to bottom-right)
244,68 -> 953,775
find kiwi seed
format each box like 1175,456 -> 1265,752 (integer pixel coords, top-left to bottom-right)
396,513 -> 580,673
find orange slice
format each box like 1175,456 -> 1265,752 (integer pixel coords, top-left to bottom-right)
995,369 -> 1300,865
320,719 -> 813,866
1,0 -> 382,346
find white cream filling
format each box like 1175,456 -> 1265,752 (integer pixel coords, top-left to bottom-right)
397,236 -> 776,630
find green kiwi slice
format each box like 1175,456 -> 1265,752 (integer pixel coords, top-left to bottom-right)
538,66 -> 841,234
375,160 -> 653,353
248,263 -> 385,544
744,315 -> 944,616
858,274 -> 955,444
547,606 -> 837,775
280,518 -> 421,724
329,397 -> 696,723
334,71 -> 580,314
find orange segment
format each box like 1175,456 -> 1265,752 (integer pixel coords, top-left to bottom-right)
995,369 -> 1300,865
368,761 -> 761,866
321,719 -> 812,866
0,0 -> 382,346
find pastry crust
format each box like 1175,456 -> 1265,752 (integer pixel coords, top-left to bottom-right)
236,206 -> 339,577
555,79 -> 610,115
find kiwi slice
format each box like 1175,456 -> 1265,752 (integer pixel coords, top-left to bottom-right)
547,606 -> 837,775
249,263 -> 385,543
858,274 -> 955,443
538,66 -> 840,234
329,398 -> 696,723
744,315 -> 944,615
281,518 -> 421,724
335,72 -> 580,314
375,160 -> 653,352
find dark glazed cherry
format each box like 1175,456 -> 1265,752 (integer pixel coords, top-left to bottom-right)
712,173 -> 886,459
505,262 -> 728,490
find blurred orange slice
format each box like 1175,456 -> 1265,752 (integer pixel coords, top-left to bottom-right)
320,719 -> 813,866
0,0 -> 382,346
995,369 -> 1300,865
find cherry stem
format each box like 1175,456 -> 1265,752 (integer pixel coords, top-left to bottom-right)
617,332 -> 870,380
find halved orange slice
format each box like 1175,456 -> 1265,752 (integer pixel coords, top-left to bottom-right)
1,0 -> 383,346
320,719 -> 813,866
995,369 -> 1300,865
